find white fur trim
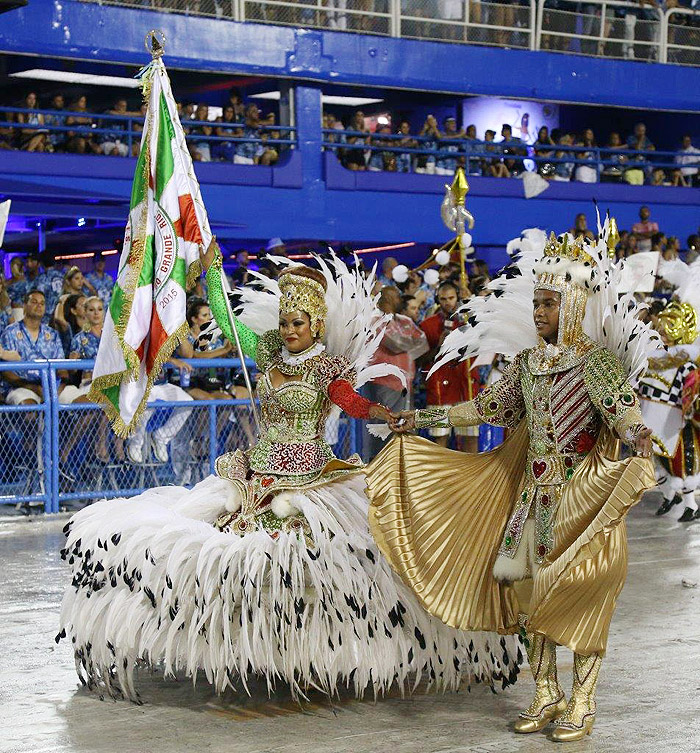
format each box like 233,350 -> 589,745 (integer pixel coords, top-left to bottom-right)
171,476 -> 242,522
493,520 -> 537,582
270,491 -> 306,519
533,257 -> 596,289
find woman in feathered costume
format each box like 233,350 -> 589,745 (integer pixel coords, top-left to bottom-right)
367,221 -> 656,741
58,239 -> 520,702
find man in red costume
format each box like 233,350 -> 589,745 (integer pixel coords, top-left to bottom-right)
420,280 -> 480,451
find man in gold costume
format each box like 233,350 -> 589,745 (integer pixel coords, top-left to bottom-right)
366,231 -> 654,742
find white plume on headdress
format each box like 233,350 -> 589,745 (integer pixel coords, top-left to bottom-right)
431,216 -> 658,386
201,252 -> 405,394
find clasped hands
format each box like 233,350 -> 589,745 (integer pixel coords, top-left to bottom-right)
367,405 -> 416,433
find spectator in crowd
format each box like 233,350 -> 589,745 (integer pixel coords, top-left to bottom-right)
601,131 -> 628,182
533,125 -> 556,176
259,113 -> 280,166
552,132 -> 575,181
674,134 -> 700,187
61,296 -> 119,466
651,167 -> 672,186
436,116 -> 464,176
470,258 -> 491,282
420,280 -> 481,452
368,124 -> 393,171
226,87 -> 246,123
53,293 -> 87,356
396,121 -> 417,173
662,235 -> 680,260
100,97 -> 134,157
129,102 -> 148,157
574,128 -> 599,183
230,249 -> 252,287
343,110 -> 369,171
84,252 -> 114,308
16,92 -> 47,153
44,94 -> 67,153
632,205 -> 659,252
265,237 -> 287,258
363,286 -> 428,458
189,103 -> 213,162
570,212 -> 596,241
37,253 -> 65,321
66,95 -> 101,155
231,121 -> 257,164
0,274 -> 15,331
464,123 -> 482,175
62,265 -> 88,297
377,256 -> 398,287
686,234 -> 699,264
0,290 -> 66,408
213,105 -> 238,162
6,257 -> 27,311
416,114 -> 440,174
625,122 -> 654,185
481,129 -> 510,178
400,293 -> 421,322
25,252 -> 42,289
500,124 -> 525,176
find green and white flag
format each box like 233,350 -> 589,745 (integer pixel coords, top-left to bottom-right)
90,56 -> 211,435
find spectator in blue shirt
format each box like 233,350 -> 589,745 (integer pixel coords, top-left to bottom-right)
44,94 -> 67,152
6,257 -> 28,310
436,116 -> 463,176
233,123 -> 258,164
100,97 -> 132,157
212,105 -> 238,162
0,289 -> 66,405
37,254 -> 66,321
0,274 -> 15,334
85,252 -> 114,308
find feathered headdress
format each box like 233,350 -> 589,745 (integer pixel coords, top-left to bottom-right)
432,214 -> 658,386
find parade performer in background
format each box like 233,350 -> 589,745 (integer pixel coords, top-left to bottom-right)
641,255 -> 700,521
367,222 -> 655,741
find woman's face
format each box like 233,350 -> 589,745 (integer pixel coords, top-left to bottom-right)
223,106 -> 234,121
86,298 -> 104,326
68,271 -> 84,291
77,96 -> 86,110
584,129 -> 594,143
192,305 -> 212,328
539,126 -> 548,140
279,310 -> 315,353
72,296 -> 87,319
466,125 -> 476,139
26,92 -> 37,108
11,259 -> 24,278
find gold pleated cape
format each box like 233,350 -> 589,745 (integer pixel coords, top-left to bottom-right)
366,426 -> 654,655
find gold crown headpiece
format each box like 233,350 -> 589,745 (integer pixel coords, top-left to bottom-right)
278,266 -> 328,339
658,301 -> 698,346
542,232 -> 594,266
534,232 -> 597,294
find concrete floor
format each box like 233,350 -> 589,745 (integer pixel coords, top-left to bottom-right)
2,493 -> 700,753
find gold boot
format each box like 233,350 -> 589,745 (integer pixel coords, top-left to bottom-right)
550,652 -> 602,742
513,631 -> 566,734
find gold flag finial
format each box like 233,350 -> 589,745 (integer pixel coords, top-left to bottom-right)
606,216 -> 620,259
450,167 -> 469,207
145,29 -> 166,59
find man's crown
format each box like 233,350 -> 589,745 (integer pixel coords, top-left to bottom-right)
543,232 -> 594,266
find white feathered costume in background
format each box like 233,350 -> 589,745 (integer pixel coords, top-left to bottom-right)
58,252 -> 521,703
433,218 -> 656,388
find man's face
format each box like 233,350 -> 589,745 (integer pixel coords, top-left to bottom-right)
237,251 -> 249,266
576,214 -> 587,230
53,95 -> 64,109
26,257 -> 39,274
24,292 -> 46,320
533,289 -> 561,342
502,126 -> 511,139
404,298 -> 420,321
445,119 -> 456,134
640,206 -> 650,222
683,136 -> 692,149
635,124 -> 646,138
438,287 -> 458,316
95,259 -> 105,273
114,100 -> 127,113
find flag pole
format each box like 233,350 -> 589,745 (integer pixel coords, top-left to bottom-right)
219,266 -> 261,436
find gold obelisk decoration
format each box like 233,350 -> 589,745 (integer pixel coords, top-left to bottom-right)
606,216 -> 620,259
451,168 -> 472,292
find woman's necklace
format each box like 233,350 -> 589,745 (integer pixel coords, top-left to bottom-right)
277,342 -> 325,375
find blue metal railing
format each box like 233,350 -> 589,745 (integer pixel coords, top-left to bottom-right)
0,357 -> 360,514
1,106 -> 297,158
323,128 -> 700,182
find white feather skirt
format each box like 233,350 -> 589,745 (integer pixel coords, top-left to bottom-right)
58,474 -> 521,701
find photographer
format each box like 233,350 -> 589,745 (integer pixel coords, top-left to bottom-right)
419,280 -> 481,452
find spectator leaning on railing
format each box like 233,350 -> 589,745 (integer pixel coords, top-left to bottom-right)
16,92 -> 47,153
625,121 -> 655,185
674,134 -> 700,187
65,95 -> 101,155
0,289 -> 66,406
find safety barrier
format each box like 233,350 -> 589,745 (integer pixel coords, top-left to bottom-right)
0,106 -> 297,161
323,129 -> 700,184
74,0 -> 700,65
0,357 -> 359,514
